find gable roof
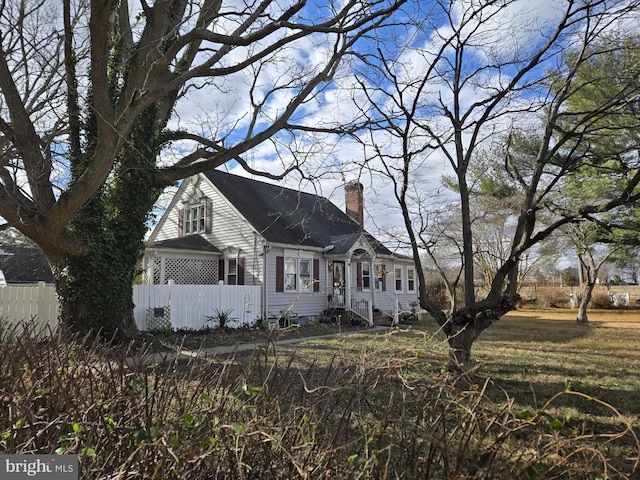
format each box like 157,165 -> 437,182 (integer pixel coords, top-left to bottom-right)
204,170 -> 395,255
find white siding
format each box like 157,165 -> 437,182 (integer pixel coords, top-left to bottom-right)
151,177 -> 266,287
265,248 -> 329,318
352,259 -> 419,313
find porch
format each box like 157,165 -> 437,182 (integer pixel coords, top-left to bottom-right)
326,255 -> 418,327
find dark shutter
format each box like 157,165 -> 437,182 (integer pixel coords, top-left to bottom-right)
313,259 -> 320,292
178,209 -> 184,237
275,256 -> 284,292
204,199 -> 212,234
238,258 -> 245,285
381,264 -> 386,292
356,262 -> 363,291
218,259 -> 225,283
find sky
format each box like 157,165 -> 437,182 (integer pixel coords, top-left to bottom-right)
4,0 -> 638,258
156,0 -> 573,243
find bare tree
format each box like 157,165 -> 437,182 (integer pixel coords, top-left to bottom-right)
343,0 -> 640,371
0,0 -> 406,340
564,223 -> 621,325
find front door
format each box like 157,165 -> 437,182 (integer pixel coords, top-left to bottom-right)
332,261 -> 345,307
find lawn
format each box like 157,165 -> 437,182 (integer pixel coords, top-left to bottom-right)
2,309 -> 639,479
239,308 -> 640,478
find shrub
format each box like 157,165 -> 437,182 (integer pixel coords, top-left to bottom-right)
0,320 -> 637,479
424,279 -> 451,311
590,291 -> 614,309
523,287 -> 571,308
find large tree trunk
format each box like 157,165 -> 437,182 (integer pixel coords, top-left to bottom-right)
447,325 -> 481,373
50,106 -> 163,343
51,245 -> 140,342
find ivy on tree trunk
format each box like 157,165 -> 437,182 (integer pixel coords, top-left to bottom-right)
52,106 -> 164,341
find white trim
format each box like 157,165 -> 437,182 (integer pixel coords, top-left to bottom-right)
394,266 -> 403,293
407,266 -> 416,292
147,179 -> 189,242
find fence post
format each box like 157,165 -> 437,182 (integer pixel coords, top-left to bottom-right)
168,279 -> 174,327
394,298 -> 399,325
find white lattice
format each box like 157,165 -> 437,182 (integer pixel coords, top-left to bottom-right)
142,257 -> 160,284
164,257 -> 218,284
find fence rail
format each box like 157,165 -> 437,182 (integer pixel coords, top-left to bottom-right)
1,282 -> 263,333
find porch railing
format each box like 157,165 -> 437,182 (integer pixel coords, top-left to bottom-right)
328,286 -> 346,309
327,286 -> 373,325
371,290 -> 418,325
350,289 -> 372,325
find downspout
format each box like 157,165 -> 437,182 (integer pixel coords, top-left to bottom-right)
261,239 -> 270,321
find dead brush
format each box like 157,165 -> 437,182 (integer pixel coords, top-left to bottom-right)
0,319 -> 638,479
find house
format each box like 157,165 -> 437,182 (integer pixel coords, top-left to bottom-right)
143,170 -> 419,325
0,245 -> 54,284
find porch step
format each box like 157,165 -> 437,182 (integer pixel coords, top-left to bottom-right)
372,310 -> 393,326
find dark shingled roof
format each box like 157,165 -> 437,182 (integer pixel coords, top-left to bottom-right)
147,235 -> 222,253
204,170 -> 394,255
0,247 -> 54,283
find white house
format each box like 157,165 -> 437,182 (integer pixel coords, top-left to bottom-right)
143,170 -> 419,325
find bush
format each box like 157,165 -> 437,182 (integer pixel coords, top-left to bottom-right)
424,279 -> 452,311
521,287 -> 571,309
1,320 -> 637,479
590,291 -> 614,309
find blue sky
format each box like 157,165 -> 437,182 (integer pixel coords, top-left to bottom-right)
157,0 -> 574,237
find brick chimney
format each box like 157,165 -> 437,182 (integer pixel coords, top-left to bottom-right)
345,181 -> 364,228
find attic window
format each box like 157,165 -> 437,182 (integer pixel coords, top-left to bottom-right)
179,199 -> 212,236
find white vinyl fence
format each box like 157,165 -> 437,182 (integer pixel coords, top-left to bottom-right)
1,281 -> 262,333
0,282 -> 58,333
133,281 -> 262,331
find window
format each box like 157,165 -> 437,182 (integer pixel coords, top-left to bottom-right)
362,263 -> 371,289
276,256 -> 319,292
219,257 -> 244,285
180,199 -> 211,236
374,264 -> 385,290
226,259 -> 238,285
284,258 -> 297,290
407,267 -> 415,291
394,267 -> 402,292
299,259 -> 313,290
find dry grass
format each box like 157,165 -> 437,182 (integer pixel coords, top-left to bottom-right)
1,310 -> 639,479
